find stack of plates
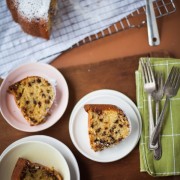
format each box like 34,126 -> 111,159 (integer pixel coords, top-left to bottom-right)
0,135 -> 80,180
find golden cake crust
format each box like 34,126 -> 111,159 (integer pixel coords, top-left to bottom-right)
6,0 -> 57,39
84,104 -> 130,151
8,76 -> 55,126
11,158 -> 62,180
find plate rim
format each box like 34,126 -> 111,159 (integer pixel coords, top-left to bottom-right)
0,62 -> 69,132
69,89 -> 142,162
0,135 -> 80,180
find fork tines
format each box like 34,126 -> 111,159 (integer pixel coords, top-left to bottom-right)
140,58 -> 155,85
165,66 -> 180,91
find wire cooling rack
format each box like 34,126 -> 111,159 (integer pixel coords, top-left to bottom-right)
74,0 -> 176,47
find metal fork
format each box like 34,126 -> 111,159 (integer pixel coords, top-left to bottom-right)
151,66 -> 180,146
151,72 -> 164,160
140,58 -> 157,150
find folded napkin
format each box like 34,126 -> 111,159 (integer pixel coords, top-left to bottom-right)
135,58 -> 180,176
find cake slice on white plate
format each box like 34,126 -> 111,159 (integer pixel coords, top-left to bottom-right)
84,104 -> 130,152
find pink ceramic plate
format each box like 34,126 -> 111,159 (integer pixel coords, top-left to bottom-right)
0,63 -> 69,132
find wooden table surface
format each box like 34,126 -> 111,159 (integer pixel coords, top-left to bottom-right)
1,1 -> 180,180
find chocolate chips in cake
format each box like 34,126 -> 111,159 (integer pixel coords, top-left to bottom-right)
8,76 -> 56,126
11,158 -> 62,180
84,104 -> 130,152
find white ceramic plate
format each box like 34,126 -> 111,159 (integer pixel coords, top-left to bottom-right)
0,135 -> 80,180
0,62 -> 69,132
0,141 -> 70,180
69,89 -> 142,162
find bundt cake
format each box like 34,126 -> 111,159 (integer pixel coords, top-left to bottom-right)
11,158 -> 62,180
6,0 -> 57,39
84,104 -> 130,152
8,76 -> 56,126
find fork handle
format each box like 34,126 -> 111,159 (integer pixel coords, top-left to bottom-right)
155,101 -> 159,121
146,0 -> 160,46
148,94 -> 157,150
151,97 -> 169,145
154,101 -> 162,160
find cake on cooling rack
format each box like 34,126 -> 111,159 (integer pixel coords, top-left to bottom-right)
84,104 -> 130,152
11,158 -> 62,180
6,0 -> 57,39
8,76 -> 56,126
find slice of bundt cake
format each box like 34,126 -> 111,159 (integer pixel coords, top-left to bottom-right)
6,0 -> 57,39
11,158 -> 62,180
84,104 -> 130,152
8,76 -> 56,126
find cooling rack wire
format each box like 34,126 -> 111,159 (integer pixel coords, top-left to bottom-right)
73,0 -> 176,47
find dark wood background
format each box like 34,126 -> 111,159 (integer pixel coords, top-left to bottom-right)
1,52 -> 179,180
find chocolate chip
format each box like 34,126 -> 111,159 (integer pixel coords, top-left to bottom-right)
37,78 -> 41,83
94,139 -> 99,143
99,118 -> 103,122
114,119 -> 118,123
33,100 -> 37,105
102,131 -> 106,136
38,101 -> 42,107
96,128 -> 101,133
26,100 -> 29,105
22,107 -> 27,112
45,99 -> 50,104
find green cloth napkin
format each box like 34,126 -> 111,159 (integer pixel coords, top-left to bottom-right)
135,58 -> 180,176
